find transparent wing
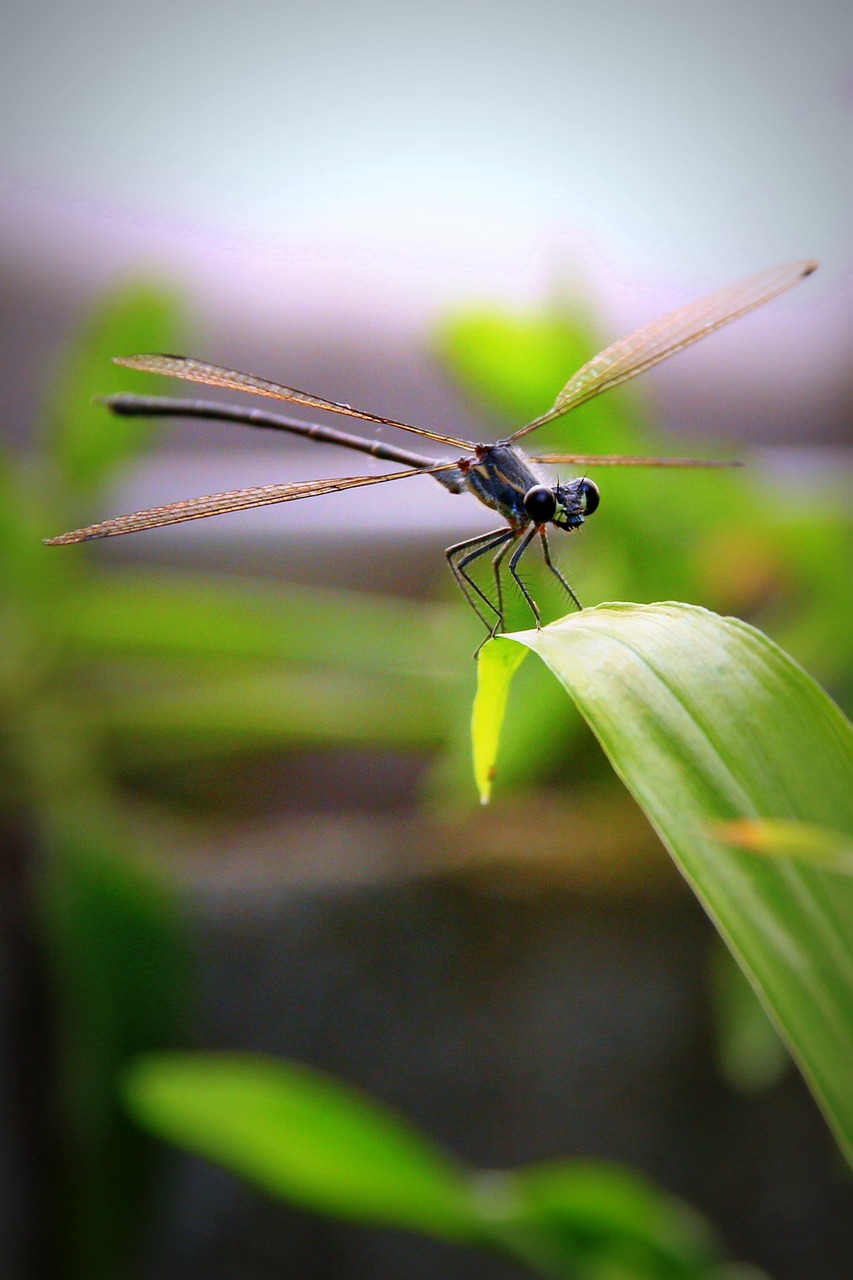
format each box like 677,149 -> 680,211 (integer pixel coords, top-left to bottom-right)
509,259 -> 817,442
44,463 -> 457,544
114,354 -> 473,449
529,453 -> 741,468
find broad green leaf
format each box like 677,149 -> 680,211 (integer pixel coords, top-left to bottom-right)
429,648 -> 587,808
473,604 -> 853,1159
124,1054 -> 480,1240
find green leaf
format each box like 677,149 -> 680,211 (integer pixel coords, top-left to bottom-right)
473,604 -> 853,1160
434,307 -> 596,426
494,1160 -> 719,1279
126,1052 -> 735,1278
123,1054 -> 480,1241
473,638 -> 529,802
44,283 -> 185,489
433,304 -> 640,452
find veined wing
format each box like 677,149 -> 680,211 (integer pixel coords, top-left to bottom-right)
529,453 -> 741,467
114,355 -> 472,449
509,259 -> 817,442
44,462 -> 457,544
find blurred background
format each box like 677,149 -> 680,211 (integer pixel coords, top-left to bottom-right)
1,1 -> 851,1278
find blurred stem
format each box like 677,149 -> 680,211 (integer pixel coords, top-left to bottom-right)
0,806 -> 57,1280
0,672 -> 102,1275
11,677 -> 186,1280
8,687 -> 108,1278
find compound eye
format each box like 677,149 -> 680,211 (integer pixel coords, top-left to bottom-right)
523,485 -> 557,524
579,479 -> 600,515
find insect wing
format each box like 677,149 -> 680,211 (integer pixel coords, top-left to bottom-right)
510,259 -> 817,441
113,355 -> 472,449
529,453 -> 741,468
44,463 -> 456,544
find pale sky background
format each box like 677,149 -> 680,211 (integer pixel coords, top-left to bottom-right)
2,0 -> 849,293
0,0 -> 849,498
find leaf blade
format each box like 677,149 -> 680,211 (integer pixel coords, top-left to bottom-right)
45,284 -> 185,489
124,1054 -> 480,1240
472,639 -> 529,802
487,603 -> 853,1159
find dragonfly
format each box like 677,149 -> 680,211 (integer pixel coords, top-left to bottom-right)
45,259 -> 817,642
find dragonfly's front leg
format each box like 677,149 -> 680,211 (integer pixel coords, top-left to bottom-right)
539,526 -> 582,611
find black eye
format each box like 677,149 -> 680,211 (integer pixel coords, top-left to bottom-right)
523,485 -> 557,524
579,479 -> 600,515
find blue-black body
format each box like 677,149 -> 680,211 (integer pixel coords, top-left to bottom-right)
456,442 -> 592,532
462,444 -> 540,522
429,440 -> 599,642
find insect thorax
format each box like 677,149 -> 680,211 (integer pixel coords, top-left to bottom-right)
464,444 -> 542,522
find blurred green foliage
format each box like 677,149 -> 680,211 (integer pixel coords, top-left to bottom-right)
4,281 -> 482,1278
1,286 -> 194,1278
709,946 -> 789,1095
3,283 -> 478,1276
125,1052 -> 740,1280
6,279 -> 848,1276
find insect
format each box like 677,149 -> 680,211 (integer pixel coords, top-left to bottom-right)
45,260 -> 816,643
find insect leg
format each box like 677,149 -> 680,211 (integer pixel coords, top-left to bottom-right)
508,525 -> 542,625
446,528 -> 515,631
539,526 -> 582,611
488,535 -> 515,638
454,529 -> 517,629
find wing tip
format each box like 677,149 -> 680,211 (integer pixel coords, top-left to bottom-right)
802,259 -> 819,278
43,532 -> 94,546
112,353 -> 184,368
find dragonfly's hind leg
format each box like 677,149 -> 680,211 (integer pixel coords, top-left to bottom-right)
539,526 -> 582,611
486,535 -> 515,640
508,525 -> 542,625
446,528 -> 514,633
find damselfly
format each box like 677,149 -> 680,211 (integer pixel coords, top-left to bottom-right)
45,260 -> 817,641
